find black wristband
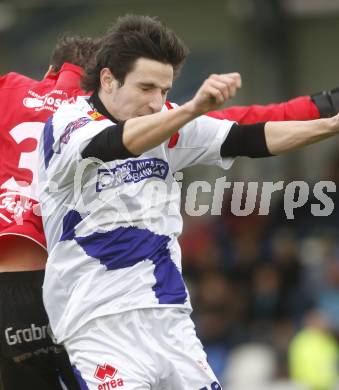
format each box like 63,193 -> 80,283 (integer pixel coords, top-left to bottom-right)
81,122 -> 139,161
311,87 -> 339,118
220,122 -> 272,158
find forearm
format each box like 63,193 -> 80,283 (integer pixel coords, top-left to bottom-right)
265,117 -> 339,155
123,102 -> 197,154
208,96 -> 320,123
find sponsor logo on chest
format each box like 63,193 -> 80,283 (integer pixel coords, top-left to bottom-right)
96,158 -> 169,192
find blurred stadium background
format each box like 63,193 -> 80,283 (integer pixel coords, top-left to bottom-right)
1,0 -> 339,388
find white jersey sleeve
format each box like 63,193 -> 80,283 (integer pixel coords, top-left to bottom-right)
164,103 -> 236,172
42,96 -> 114,172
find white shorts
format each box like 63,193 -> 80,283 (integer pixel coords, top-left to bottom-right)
64,308 -> 222,390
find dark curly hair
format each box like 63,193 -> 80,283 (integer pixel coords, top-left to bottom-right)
50,35 -> 101,73
81,15 -> 189,92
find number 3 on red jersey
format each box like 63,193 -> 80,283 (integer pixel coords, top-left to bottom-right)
1,122 -> 44,199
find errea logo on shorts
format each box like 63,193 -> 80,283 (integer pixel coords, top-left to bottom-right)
94,363 -> 124,389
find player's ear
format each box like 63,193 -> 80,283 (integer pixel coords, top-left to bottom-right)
100,68 -> 118,94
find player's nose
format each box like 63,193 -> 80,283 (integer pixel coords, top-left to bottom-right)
148,93 -> 163,113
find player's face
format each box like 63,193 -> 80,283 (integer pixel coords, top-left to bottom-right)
107,58 -> 173,121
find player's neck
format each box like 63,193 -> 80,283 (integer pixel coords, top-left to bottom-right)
92,91 -> 120,122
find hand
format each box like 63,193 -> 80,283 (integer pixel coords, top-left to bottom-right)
188,73 -> 242,116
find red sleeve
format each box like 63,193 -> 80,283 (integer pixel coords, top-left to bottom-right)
207,96 -> 320,124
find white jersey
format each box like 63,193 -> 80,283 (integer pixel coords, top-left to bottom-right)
38,96 -> 235,343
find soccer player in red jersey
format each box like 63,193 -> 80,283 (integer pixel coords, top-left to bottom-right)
0,36 -> 99,390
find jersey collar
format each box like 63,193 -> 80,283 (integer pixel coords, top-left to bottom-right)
89,91 -> 119,123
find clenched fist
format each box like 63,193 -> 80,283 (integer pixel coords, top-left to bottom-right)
188,73 -> 242,116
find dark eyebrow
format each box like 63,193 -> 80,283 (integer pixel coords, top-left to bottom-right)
139,82 -> 171,91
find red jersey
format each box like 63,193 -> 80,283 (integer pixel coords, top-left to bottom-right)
0,63 -> 85,248
207,95 -> 320,123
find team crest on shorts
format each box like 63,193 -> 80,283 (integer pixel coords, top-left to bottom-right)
94,363 -> 124,389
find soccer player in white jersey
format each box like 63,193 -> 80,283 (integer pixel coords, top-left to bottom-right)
39,15 -> 339,390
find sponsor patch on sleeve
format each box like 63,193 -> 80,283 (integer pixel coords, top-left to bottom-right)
88,110 -> 107,121
55,117 -> 91,154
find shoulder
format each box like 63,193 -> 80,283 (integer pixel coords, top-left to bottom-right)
51,96 -> 100,135
54,96 -> 90,119
0,72 -> 36,89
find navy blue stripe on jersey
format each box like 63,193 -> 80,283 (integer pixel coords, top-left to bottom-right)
43,117 -> 55,169
60,209 -> 83,241
72,366 -> 89,390
60,210 -> 187,305
152,243 -> 187,304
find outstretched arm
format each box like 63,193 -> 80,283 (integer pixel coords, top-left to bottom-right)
208,87 -> 339,124
265,116 -> 339,155
220,115 -> 339,158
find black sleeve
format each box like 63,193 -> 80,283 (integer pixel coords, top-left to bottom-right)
311,87 -> 339,118
81,122 -> 139,161
220,122 -> 273,158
